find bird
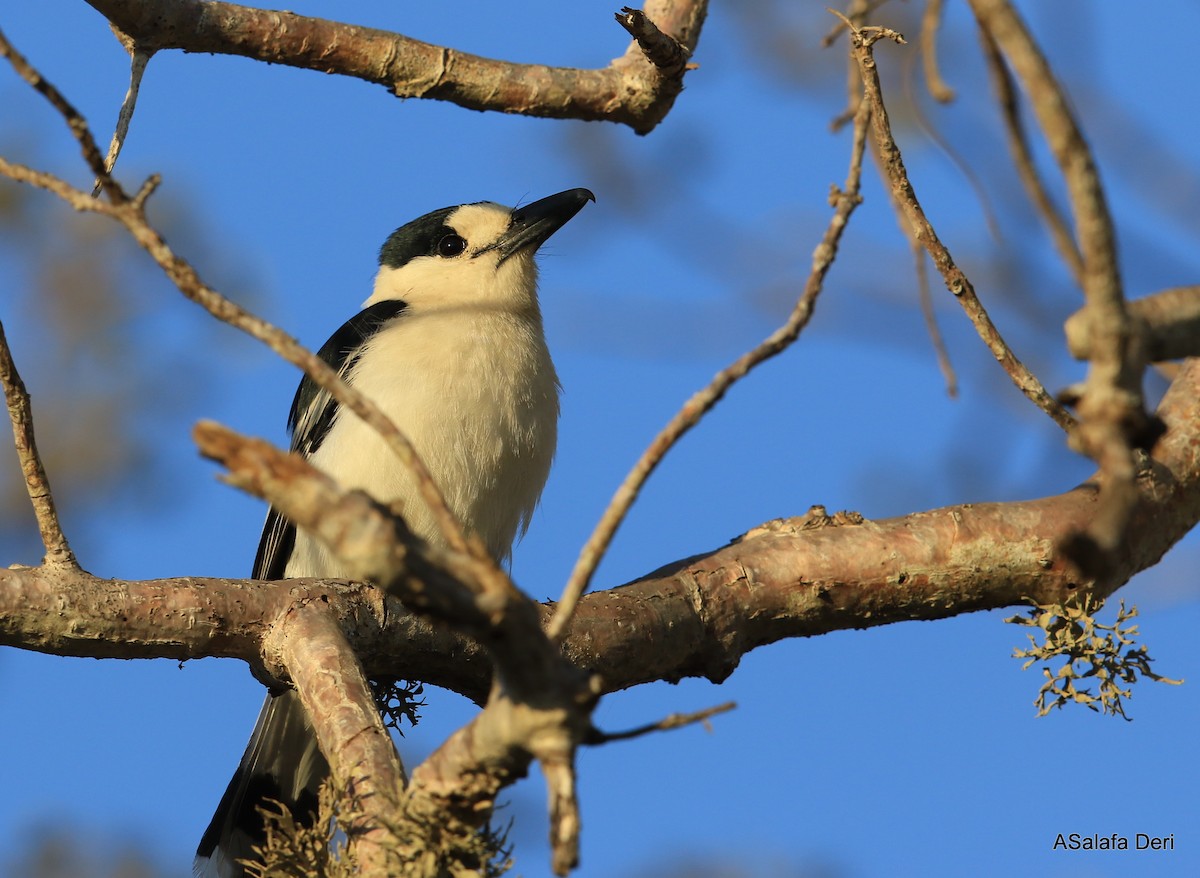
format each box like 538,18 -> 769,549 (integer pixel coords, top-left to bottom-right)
195,187 -> 594,878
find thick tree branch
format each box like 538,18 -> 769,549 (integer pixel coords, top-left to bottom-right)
195,421 -> 598,875
83,0 -> 708,135
266,601 -> 407,873
6,359 -> 1199,703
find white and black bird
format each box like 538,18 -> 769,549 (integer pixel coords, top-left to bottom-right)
195,188 -> 594,878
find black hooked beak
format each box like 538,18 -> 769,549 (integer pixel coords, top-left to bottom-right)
493,188 -> 595,261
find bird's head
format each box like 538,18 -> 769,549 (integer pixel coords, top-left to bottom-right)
367,188 -> 594,314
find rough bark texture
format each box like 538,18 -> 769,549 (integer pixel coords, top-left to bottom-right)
83,0 -> 708,134
5,360 -> 1199,704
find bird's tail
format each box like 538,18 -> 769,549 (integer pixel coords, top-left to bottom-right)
195,689 -> 329,878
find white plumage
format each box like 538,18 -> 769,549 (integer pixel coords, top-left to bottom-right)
196,189 -> 592,878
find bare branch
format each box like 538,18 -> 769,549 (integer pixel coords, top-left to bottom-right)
844,16 -> 1075,432
587,701 -> 736,743
548,68 -> 875,640
265,601 -> 407,872
193,421 -> 498,631
92,25 -> 153,196
1066,286 -> 1200,363
0,25 -> 124,202
0,320 -> 78,568
195,420 -> 598,875
977,25 -> 1085,288
968,0 -> 1152,580
919,0 -> 955,102
7,358 -> 1200,699
83,0 -> 709,135
0,153 -> 493,571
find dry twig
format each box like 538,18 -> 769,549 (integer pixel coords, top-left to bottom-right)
969,0 -> 1151,577
0,320 -> 78,568
587,701 -> 736,743
913,244 -> 958,397
548,64 -> 876,640
0,153 -> 485,568
842,13 -> 1074,432
92,25 -> 153,196
919,0 -> 955,102
977,25 -> 1084,288
0,25 -> 123,202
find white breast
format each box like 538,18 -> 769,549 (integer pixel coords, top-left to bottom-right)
285,308 -> 559,577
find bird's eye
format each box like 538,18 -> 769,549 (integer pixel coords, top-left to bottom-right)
437,234 -> 467,258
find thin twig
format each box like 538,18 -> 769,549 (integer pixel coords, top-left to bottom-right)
827,0 -> 872,131
0,319 -> 78,568
821,0 -> 894,47
914,243 -> 958,396
969,0 -> 1148,577
547,73 -> 875,641
919,0 -> 955,102
902,45 -> 1003,243
843,15 -> 1075,432
93,25 -> 154,197
0,28 -> 486,566
586,701 -> 736,744
0,154 -> 496,575
977,24 -> 1084,288
0,25 -> 125,203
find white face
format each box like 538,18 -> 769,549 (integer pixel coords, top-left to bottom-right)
366,202 -> 540,315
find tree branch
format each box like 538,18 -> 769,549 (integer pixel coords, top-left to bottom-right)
83,0 -> 708,135
0,24 -> 124,202
195,421 -> 599,875
842,15 -> 1075,434
977,24 -> 1085,288
265,601 -> 407,873
7,359 -> 1199,703
548,64 -> 873,639
1066,286 -> 1200,363
969,0 -> 1152,578
0,319 -> 77,568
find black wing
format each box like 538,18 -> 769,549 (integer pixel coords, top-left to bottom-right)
251,299 -> 409,580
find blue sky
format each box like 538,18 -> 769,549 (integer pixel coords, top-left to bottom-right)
2,2 -> 1198,877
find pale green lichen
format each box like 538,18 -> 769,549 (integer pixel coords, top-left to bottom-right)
1007,594 -> 1182,721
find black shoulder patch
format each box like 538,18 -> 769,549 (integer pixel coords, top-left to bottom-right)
251,299 -> 408,581
378,206 -> 458,268
285,298 -> 409,452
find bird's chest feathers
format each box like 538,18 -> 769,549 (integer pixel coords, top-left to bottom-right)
313,309 -> 559,526
350,310 -> 555,434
